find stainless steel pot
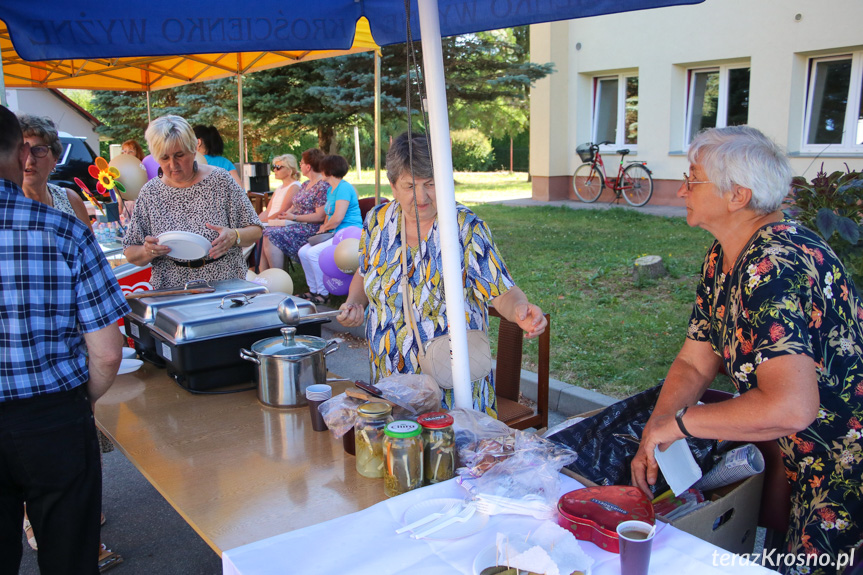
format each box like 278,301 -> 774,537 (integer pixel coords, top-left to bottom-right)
240,327 -> 339,408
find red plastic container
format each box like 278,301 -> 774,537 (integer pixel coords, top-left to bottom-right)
557,486 -> 654,553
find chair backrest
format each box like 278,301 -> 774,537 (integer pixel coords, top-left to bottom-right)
489,306 -> 550,430
247,191 -> 267,214
358,197 -> 388,221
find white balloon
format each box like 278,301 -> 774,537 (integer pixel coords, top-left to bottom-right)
334,238 -> 360,274
108,154 -> 148,200
195,152 -> 208,166
253,268 -> 293,295
246,269 -> 258,281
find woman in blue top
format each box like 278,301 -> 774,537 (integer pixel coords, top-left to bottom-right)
194,125 -> 242,187
297,154 -> 362,304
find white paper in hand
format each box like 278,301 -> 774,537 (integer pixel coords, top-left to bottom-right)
654,438 -> 703,496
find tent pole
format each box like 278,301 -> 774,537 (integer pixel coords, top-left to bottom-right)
237,73 -> 245,185
0,53 -> 7,107
374,52 -> 381,203
146,91 -> 151,124
417,0 -> 473,411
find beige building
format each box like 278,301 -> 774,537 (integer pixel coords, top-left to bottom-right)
530,0 -> 863,206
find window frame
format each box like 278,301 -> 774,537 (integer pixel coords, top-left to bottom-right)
591,73 -> 638,152
801,52 -> 863,154
684,64 -> 750,146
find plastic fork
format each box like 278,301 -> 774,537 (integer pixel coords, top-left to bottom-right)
473,495 -> 555,520
411,503 -> 476,539
395,501 -> 461,535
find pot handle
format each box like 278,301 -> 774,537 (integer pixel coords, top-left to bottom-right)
239,348 -> 260,365
324,339 -> 340,356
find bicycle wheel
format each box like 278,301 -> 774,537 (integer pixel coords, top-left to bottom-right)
621,163 -> 654,207
572,163 -> 604,203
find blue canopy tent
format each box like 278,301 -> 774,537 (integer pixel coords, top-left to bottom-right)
0,0 -> 705,410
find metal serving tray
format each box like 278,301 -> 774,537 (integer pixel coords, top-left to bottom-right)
124,279 -> 269,365
147,294 -> 325,391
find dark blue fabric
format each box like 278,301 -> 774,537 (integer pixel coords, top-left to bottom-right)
0,0 -> 705,58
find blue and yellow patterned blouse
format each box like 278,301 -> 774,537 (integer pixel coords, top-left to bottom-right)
358,201 -> 515,416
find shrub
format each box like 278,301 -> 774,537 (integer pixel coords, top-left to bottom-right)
450,129 -> 493,172
787,165 -> 863,287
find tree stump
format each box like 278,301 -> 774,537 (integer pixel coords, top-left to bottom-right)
633,255 -> 667,282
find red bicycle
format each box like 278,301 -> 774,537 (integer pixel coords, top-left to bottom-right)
572,141 -> 654,207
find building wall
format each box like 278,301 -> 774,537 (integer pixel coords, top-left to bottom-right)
530,0 -> 863,205
4,88 -> 101,153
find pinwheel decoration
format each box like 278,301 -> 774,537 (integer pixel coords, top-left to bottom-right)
74,177 -> 105,214
87,157 -> 125,202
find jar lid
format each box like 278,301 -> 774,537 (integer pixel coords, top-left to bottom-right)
384,420 -> 421,438
357,401 -> 393,418
417,412 -> 454,429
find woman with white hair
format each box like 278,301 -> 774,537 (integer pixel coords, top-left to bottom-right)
123,115 -> 262,289
259,153 -> 301,223
631,126 -> 862,573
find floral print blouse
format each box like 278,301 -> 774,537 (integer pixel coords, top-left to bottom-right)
358,202 -> 515,416
688,218 -> 863,573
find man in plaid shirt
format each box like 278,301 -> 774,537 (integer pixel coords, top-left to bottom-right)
0,106 -> 130,574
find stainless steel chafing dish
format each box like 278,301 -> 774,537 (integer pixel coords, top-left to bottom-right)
124,279 -> 269,366
147,293 -> 325,392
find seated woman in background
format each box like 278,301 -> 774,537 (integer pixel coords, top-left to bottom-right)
193,124 -> 242,187
259,154 -> 301,223
259,149 -> 329,272
297,154 -> 362,305
17,113 -> 92,229
124,115 -> 262,289
121,139 -> 145,160
336,132 -> 546,415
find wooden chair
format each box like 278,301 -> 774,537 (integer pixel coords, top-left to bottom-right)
358,196 -> 388,221
247,191 -> 269,214
490,306 -> 550,430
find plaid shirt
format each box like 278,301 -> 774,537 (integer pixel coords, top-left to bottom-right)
0,179 -> 130,401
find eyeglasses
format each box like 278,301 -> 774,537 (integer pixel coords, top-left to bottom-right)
29,145 -> 50,159
682,172 -> 713,192
272,164 -> 284,171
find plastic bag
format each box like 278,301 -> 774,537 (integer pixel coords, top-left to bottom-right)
545,384 -> 735,495
318,374 -> 441,438
451,408 -> 577,510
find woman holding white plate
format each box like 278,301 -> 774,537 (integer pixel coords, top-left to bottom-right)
123,115 -> 262,289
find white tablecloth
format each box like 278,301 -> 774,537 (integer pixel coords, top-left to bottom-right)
222,475 -> 777,575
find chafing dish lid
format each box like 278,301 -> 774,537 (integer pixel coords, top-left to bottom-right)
126,279 -> 270,323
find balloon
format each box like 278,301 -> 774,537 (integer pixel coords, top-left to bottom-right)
252,268 -> 293,294
195,152 -> 208,166
318,244 -> 342,278
109,154 -> 148,200
246,269 -> 258,281
322,272 -> 351,296
333,226 -> 362,245
141,155 -> 159,180
334,238 -> 360,274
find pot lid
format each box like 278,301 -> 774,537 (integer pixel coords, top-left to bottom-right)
252,327 -> 328,358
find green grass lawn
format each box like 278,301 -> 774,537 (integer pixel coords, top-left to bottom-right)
280,171 -> 729,399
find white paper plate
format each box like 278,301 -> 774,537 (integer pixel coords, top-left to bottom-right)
118,359 -> 143,375
472,544 -> 594,575
402,498 -> 488,541
157,231 -> 211,261
122,347 -> 137,359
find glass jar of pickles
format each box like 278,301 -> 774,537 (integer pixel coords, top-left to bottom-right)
383,420 -> 423,497
417,412 -> 456,485
355,402 -> 393,478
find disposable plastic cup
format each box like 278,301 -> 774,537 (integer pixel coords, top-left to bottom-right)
307,399 -> 328,432
617,520 -> 655,575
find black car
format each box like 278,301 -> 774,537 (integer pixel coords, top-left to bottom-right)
50,134 -> 99,195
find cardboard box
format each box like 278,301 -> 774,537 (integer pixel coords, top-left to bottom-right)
553,409 -> 764,555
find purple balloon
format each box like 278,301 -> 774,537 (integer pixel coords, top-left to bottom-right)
333,226 -> 362,245
142,155 -> 159,180
318,244 -> 341,278
323,272 -> 351,296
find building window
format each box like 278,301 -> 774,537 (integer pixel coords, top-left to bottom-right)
803,53 -> 863,151
593,74 -> 638,148
685,65 -> 749,144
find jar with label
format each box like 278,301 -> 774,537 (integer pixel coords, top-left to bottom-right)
383,420 -> 423,497
417,412 -> 456,485
355,402 -> 393,478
